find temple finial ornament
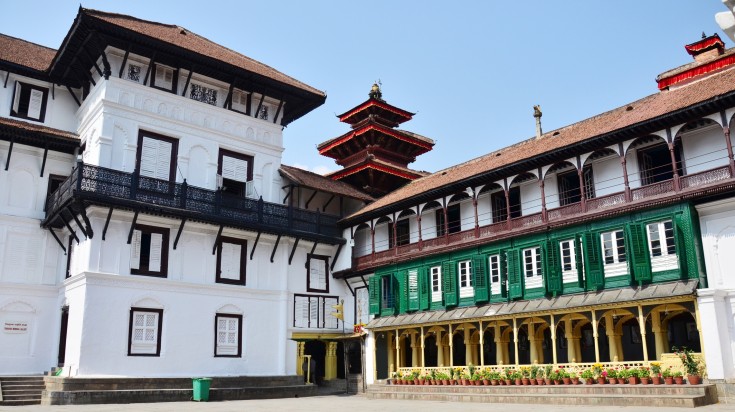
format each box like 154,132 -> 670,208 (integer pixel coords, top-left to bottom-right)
369,80 -> 383,101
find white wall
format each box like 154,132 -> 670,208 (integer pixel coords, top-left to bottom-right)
680,124 -> 729,175
0,73 -> 79,134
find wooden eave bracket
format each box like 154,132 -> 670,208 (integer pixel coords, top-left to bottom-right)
173,218 -> 187,250
212,225 -> 224,255
60,213 -> 79,245
48,228 -> 67,254
126,211 -> 139,244
77,205 -> 94,238
101,207 -> 113,240
4,139 -> 13,170
330,243 -> 343,271
270,234 -> 282,263
40,147 -> 48,177
359,274 -> 368,289
343,278 -> 355,297
288,237 -> 300,265
249,231 -> 261,260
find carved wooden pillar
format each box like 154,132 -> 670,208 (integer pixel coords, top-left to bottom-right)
669,142 -> 681,191
638,305 -> 649,362
370,227 -> 376,256
620,155 -> 631,202
417,213 -> 423,250
392,215 -> 398,254
725,127 -> 735,176
539,178 -> 547,222
473,196 -> 479,237
577,168 -> 587,212
443,204 -> 449,240
504,189 -> 511,224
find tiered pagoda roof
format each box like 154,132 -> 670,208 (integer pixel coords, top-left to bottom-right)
319,84 -> 434,197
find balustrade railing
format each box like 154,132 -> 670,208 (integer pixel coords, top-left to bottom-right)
679,165 -> 732,189
44,162 -> 342,241
586,192 -> 627,212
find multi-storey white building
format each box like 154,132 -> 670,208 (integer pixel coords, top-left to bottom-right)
0,8 -> 370,384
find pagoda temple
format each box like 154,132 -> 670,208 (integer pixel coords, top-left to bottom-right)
318,84 -> 434,197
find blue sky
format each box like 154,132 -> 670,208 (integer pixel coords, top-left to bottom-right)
2,1 -> 728,175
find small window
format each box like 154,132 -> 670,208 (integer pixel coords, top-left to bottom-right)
458,260 -> 473,298
307,254 -> 329,293
10,81 -> 49,122
128,308 -> 163,356
601,230 -> 626,265
647,220 -> 678,272
559,239 -> 578,283
218,149 -> 254,197
430,266 -> 442,302
523,247 -> 543,289
151,64 -> 177,93
190,83 -> 218,106
45,174 -> 67,212
231,89 -> 249,113
130,225 -> 170,277
396,219 -> 410,246
216,237 -> 246,285
407,269 -> 419,302
127,63 -> 142,82
136,131 -> 178,182
381,276 -> 394,310
489,254 -> 501,295
215,314 -> 242,357
490,187 -> 521,223
258,105 -> 269,120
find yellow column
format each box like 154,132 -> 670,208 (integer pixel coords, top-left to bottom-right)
436,330 -> 445,367
479,321 -> 485,367
387,332 -> 395,374
605,314 -> 621,361
296,341 -> 305,375
464,328 -> 472,367
693,299 -> 705,360
395,330 -> 401,370
494,324 -> 505,365
325,342 -> 337,380
448,324 -> 454,367
551,314 -> 558,366
513,317 -> 519,366
411,333 -> 419,367
592,310 -> 600,363
420,327 -> 426,367
528,322 -> 538,363
651,311 -> 668,359
564,319 -> 578,362
638,305 -> 649,362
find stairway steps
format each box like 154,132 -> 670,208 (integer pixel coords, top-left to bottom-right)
366,383 -> 718,408
1,376 -> 45,406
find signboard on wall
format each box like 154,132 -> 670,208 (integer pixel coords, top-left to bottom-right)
3,321 -> 29,334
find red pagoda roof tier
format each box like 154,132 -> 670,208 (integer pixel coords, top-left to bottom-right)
318,121 -> 434,159
328,159 -> 426,181
337,98 -> 415,125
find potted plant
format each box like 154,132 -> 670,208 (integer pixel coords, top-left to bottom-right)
561,369 -> 571,385
662,367 -> 674,385
544,365 -> 553,385
504,368 -> 513,385
592,363 -> 605,384
675,346 -> 703,385
535,367 -> 545,385
581,368 -> 595,385
490,371 -> 501,386
638,367 -> 650,385
520,366 -> 531,385
512,369 -> 523,386
606,368 -> 618,384
530,365 -> 539,385
471,371 -> 481,385
650,362 -> 662,385
673,371 -> 684,385
569,370 -> 580,385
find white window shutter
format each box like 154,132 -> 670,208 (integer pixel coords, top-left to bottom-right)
12,81 -> 21,113
221,242 -> 241,280
309,297 -> 319,327
155,140 -> 172,180
155,66 -> 173,89
27,89 -> 43,120
140,137 -> 158,178
149,233 -> 163,272
222,156 -> 248,182
130,229 -> 142,270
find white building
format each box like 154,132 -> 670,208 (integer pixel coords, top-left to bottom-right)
0,8 -> 368,381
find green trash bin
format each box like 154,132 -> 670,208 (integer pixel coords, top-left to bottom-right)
192,377 -> 212,402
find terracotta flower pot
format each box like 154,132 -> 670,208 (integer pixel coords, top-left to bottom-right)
554,379 -> 561,385
652,376 -> 662,385
491,379 -> 499,386
537,378 -> 545,385
665,377 -> 674,385
641,378 -> 650,385
522,378 -> 530,385
530,378 -> 537,385
545,378 -> 552,386
562,377 -> 571,385
442,379 -> 449,385
688,375 -> 701,385
629,377 -> 639,385
515,378 -> 522,386
585,378 -> 594,385
675,377 -> 684,385
598,377 -> 607,385
572,378 -> 580,385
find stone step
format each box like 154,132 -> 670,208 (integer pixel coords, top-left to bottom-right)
366,384 -> 718,408
3,388 -> 46,396
0,399 -> 42,406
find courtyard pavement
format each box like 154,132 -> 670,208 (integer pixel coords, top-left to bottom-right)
4,396 -> 735,412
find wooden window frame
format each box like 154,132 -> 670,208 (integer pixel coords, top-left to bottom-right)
150,63 -> 178,94
217,149 -> 254,197
523,247 -> 543,288
135,130 -> 179,183
488,254 -> 501,294
216,236 -> 247,285
10,81 -> 49,123
127,307 -> 163,357
214,313 -> 242,357
646,220 -> 676,258
130,224 -> 170,278
307,254 -> 330,293
458,259 -> 473,298
601,230 -> 627,265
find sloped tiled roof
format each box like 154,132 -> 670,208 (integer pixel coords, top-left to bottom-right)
345,62 -> 735,222
279,164 -> 374,202
0,116 -> 78,141
83,9 -> 325,97
366,280 -> 698,330
0,33 -> 56,72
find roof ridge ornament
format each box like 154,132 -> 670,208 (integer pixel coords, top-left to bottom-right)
369,80 -> 383,101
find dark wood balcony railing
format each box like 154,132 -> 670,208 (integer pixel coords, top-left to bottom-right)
354,164 -> 735,269
43,162 -> 343,244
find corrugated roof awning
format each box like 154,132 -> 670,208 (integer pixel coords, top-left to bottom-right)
366,280 -> 699,330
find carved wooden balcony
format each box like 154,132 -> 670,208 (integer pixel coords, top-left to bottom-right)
43,162 -> 344,245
